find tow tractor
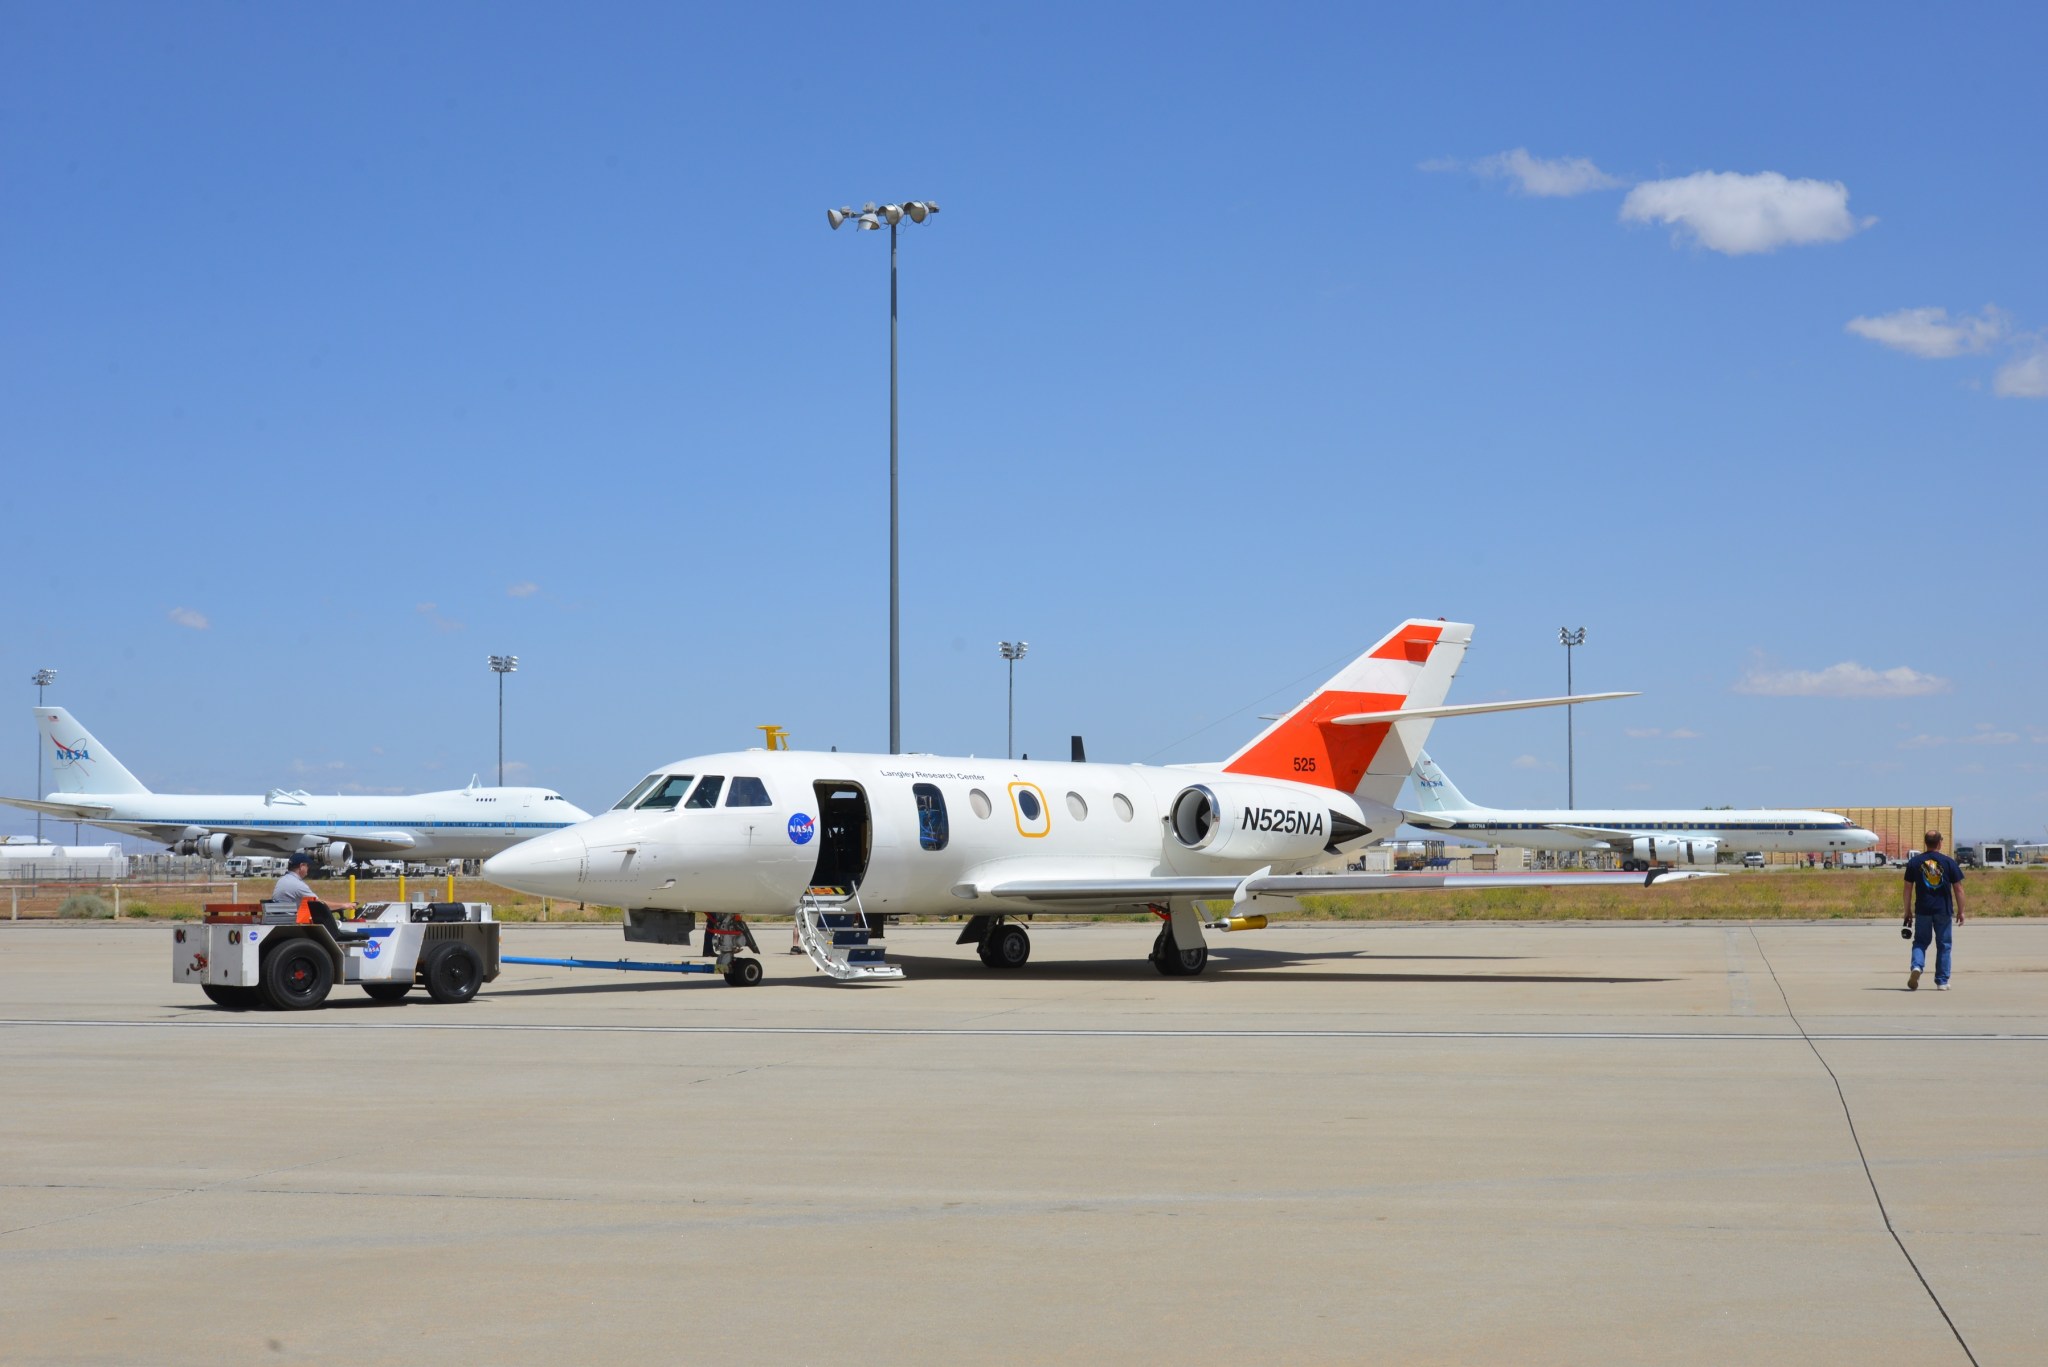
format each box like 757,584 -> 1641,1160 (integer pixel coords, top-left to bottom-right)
174,899 -> 500,1010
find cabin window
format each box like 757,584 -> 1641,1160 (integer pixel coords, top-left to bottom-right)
614,774 -> 665,810
913,783 -> 949,851
685,776 -> 725,809
1017,788 -> 1042,822
636,775 -> 696,811
726,776 -> 772,808
969,788 -> 993,819
1113,793 -> 1134,822
1066,792 -> 1088,820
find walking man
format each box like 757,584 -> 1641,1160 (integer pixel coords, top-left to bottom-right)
1902,831 -> 1966,991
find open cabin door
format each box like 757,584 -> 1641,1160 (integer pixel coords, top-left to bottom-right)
809,781 -> 872,890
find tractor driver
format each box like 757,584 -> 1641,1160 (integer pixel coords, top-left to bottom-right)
273,852 -> 319,907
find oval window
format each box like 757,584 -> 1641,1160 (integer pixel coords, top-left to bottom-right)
1017,789 -> 1042,821
969,788 -> 992,819
1066,792 -> 1088,820
1113,793 -> 1134,822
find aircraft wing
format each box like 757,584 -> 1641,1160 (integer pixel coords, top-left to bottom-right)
195,826 -> 421,855
0,795 -> 118,821
958,867 -> 1710,906
1541,824 -> 1642,845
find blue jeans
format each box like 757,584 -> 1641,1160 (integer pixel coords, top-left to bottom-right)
1912,910 -> 1953,985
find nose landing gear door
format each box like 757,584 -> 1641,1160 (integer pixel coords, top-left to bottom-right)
809,781 -> 871,890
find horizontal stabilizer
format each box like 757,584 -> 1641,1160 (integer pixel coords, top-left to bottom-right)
0,795 -> 117,820
1331,691 -> 1638,726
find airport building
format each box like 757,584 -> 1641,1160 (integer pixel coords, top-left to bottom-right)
1766,806 -> 1952,866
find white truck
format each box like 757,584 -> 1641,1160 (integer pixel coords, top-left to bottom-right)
174,900 -> 500,1010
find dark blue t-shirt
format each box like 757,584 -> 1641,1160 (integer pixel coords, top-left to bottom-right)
1903,852 -> 1963,916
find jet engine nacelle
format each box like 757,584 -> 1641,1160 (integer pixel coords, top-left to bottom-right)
1633,836 -> 1720,866
300,840 -> 352,870
173,831 -> 235,859
1167,781 -> 1371,864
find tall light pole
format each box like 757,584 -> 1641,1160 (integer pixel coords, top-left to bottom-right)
31,669 -> 56,845
488,655 -> 518,786
999,641 -> 1028,759
828,198 -> 940,754
1558,628 -> 1586,809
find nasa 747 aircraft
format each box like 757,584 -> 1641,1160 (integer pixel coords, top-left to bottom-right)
3,707 -> 593,866
1401,750 -> 1879,871
484,619 -> 1704,981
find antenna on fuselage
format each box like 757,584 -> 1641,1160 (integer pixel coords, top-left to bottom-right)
1071,735 -> 1086,763
758,725 -> 790,751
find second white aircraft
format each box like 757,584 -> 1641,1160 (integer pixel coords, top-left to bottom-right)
1401,750 -> 1878,870
484,618 -> 1701,978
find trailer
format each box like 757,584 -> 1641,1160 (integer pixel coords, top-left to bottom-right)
174,899 -> 499,1010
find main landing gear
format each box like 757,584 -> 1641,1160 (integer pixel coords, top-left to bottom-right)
1150,922 -> 1207,977
959,914 -> 1032,969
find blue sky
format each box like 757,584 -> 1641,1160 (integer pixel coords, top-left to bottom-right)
4,1 -> 2044,842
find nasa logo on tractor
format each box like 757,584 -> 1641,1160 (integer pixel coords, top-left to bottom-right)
788,813 -> 816,845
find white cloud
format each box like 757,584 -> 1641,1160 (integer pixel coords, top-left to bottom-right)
1735,660 -> 1951,699
1846,306 -> 2007,359
1510,754 -> 1555,770
1623,782 -> 1653,792
1625,727 -> 1701,740
1669,728 -> 1701,740
1902,726 -> 2021,749
1994,348 -> 2048,398
416,602 -> 464,633
1466,148 -> 1624,197
507,581 -> 540,598
167,607 -> 209,630
1620,171 -> 1871,255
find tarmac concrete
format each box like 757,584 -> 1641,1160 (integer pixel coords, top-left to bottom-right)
2,919 -> 2043,1366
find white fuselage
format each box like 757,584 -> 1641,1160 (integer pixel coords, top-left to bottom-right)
1410,806 -> 1879,856
483,750 -> 1395,916
55,786 -> 591,859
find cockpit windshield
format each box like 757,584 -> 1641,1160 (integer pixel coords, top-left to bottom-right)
636,775 -> 698,811
612,774 -> 665,810
685,776 -> 725,809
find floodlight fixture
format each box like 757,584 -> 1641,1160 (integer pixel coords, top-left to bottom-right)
489,655 -> 519,786
1558,628 -> 1586,809
999,641 -> 1029,759
824,194 -> 943,754
31,669 -> 56,843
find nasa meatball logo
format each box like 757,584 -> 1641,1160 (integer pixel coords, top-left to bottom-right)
788,813 -> 816,845
363,940 -> 382,960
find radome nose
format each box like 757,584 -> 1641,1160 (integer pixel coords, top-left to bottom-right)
484,827 -> 585,892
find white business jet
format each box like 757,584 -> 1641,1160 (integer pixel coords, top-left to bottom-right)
1401,750 -> 1879,869
484,619 -> 1700,979
3,707 -> 592,867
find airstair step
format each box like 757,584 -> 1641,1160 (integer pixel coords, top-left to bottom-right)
845,947 -> 889,964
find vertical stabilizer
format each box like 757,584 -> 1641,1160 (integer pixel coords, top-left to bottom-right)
36,708 -> 150,795
1409,750 -> 1482,813
1222,619 -> 1472,806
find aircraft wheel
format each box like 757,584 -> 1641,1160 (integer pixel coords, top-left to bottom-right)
201,983 -> 262,1010
363,982 -> 412,1002
260,939 -> 334,1011
1151,930 -> 1206,977
725,956 -> 764,987
983,923 -> 1030,969
422,941 -> 484,1004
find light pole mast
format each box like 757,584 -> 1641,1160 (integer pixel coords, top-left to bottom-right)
1558,628 -> 1585,809
488,656 -> 518,786
828,199 -> 940,754
999,641 -> 1028,759
31,669 -> 56,844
